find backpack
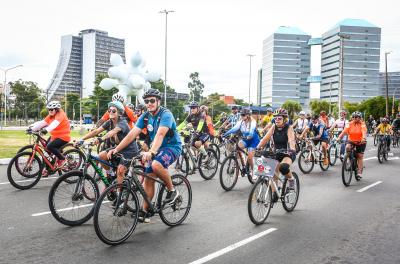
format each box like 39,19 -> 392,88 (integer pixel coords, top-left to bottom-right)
142,107 -> 175,140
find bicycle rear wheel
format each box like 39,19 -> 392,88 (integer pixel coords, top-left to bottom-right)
328,144 -> 338,166
219,156 -> 239,191
281,172 -> 300,212
93,183 -> 140,245
319,152 -> 329,171
198,148 -> 219,180
377,144 -> 384,163
48,171 -> 99,226
158,174 -> 192,226
298,149 -> 314,174
248,178 -> 272,225
7,151 -> 43,190
342,154 -> 353,186
209,143 -> 221,162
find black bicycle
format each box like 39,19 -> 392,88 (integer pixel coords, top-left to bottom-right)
377,134 -> 389,164
341,141 -> 362,186
93,155 -> 192,245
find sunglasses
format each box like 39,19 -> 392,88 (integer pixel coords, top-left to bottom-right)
108,109 -> 117,114
48,109 -> 56,112
144,98 -> 156,104
241,114 -> 247,117
275,117 -> 283,121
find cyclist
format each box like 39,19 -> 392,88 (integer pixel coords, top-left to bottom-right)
319,111 -> 330,128
78,101 -> 139,181
375,117 -> 392,151
292,111 -> 309,135
261,107 -> 274,127
30,101 -> 71,175
256,108 -> 296,202
367,115 -> 375,134
96,93 -> 138,129
220,105 -> 240,130
200,105 -> 215,142
392,113 -> 400,133
223,108 -> 260,180
301,114 -> 330,166
338,111 -> 367,178
108,88 -> 182,222
126,102 -> 135,112
135,104 -> 150,151
177,101 -> 210,158
329,110 -> 349,158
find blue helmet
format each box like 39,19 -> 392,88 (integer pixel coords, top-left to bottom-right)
108,101 -> 125,114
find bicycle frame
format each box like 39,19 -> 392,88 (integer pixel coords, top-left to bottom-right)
304,138 -> 325,162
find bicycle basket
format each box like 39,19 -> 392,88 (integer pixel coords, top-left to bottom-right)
253,156 -> 278,178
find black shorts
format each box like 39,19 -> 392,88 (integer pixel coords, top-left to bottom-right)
313,138 -> 329,146
276,152 -> 296,163
349,142 -> 367,154
193,133 -> 210,145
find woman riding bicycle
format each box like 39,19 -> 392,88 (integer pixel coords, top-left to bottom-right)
338,111 -> 367,178
374,117 -> 392,151
256,108 -> 296,202
31,101 -> 71,175
223,108 -> 260,180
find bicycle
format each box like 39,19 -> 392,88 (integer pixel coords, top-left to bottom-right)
297,137 -> 330,174
377,134 -> 389,164
175,129 -> 219,180
248,150 -> 300,225
17,131 -> 74,154
93,155 -> 192,245
7,131 -> 85,190
219,135 -> 257,191
328,131 -> 345,166
392,130 -> 400,148
342,141 -> 362,186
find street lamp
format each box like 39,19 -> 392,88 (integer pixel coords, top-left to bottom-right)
338,33 -> 350,114
0,64 -> 23,127
246,54 -> 255,106
159,9 -> 174,108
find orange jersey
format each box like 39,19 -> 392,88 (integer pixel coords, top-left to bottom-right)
206,115 -> 215,136
340,121 -> 367,142
101,105 -> 138,129
44,109 -> 71,142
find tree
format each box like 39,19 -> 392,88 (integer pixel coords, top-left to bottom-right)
188,72 -> 204,102
282,100 -> 302,119
234,98 -> 246,106
343,101 -> 359,116
201,93 -> 230,121
310,100 -> 330,115
89,73 -> 118,122
60,93 -> 80,119
150,80 -> 185,122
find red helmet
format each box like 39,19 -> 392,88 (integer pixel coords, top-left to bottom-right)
273,108 -> 288,117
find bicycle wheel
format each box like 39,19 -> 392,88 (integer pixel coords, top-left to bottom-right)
209,143 -> 221,162
246,163 -> 257,184
158,174 -> 192,226
62,148 -> 85,172
171,153 -> 189,177
328,144 -> 338,166
281,172 -> 300,212
373,134 -> 378,146
341,154 -> 353,186
7,151 -> 43,190
219,156 -> 239,191
377,144 -> 384,163
298,149 -> 314,174
48,171 -> 99,226
383,144 -> 388,161
319,152 -> 329,171
17,144 -> 34,153
248,178 -> 272,225
198,148 -> 219,180
93,183 -> 140,245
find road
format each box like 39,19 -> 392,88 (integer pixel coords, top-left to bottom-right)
0,137 -> 399,264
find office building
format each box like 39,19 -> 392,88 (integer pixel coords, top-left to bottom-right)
379,72 -> 400,100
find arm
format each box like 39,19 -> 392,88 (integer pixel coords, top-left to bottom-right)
300,126 -> 310,139
247,120 -> 257,139
338,127 -> 348,141
81,126 -> 105,140
287,125 -> 296,151
257,124 -> 275,149
196,116 -> 205,133
31,120 -> 48,131
177,116 -> 188,131
223,120 -> 241,136
102,127 -> 122,141
113,127 -> 142,153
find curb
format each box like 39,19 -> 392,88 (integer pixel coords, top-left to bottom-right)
0,158 -> 11,165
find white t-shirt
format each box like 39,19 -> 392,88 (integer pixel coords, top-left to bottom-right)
333,118 -> 349,131
296,118 -> 309,130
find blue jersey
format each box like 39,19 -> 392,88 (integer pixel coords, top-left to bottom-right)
135,107 -> 182,156
308,122 -> 329,139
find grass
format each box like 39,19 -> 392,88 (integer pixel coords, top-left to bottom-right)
0,130 -> 84,159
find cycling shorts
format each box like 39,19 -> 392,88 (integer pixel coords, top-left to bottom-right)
348,142 -> 366,154
193,133 -> 210,144
145,147 -> 177,173
240,137 -> 259,152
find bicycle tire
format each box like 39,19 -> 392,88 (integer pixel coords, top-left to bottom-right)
219,156 -> 239,191
93,183 -> 140,245
298,149 -> 314,174
198,148 -> 219,180
281,172 -> 300,212
328,144 -> 338,166
209,143 -> 221,162
158,174 -> 192,226
17,144 -> 34,153
48,170 -> 99,226
172,153 -> 189,177
373,134 -> 378,146
377,144 -> 384,163
319,152 -> 329,171
248,178 -> 272,225
7,151 -> 43,190
341,154 -> 353,186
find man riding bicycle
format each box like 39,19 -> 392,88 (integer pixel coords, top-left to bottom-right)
329,110 -> 349,158
292,111 -> 309,136
108,88 -> 182,223
338,111 -> 367,178
220,105 -> 240,131
375,117 -> 392,151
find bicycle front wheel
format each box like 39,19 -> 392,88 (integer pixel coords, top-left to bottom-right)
93,183 -> 140,245
158,174 -> 192,226
198,148 -> 219,180
248,178 -> 272,225
298,149 -> 314,174
319,152 -> 329,171
341,154 -> 353,186
7,151 -> 43,190
219,156 -> 239,191
377,144 -> 384,163
48,170 -> 99,226
281,172 -> 300,212
328,144 -> 338,166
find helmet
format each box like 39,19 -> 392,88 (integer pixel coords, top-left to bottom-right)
351,111 -> 362,118
46,101 -> 61,109
112,93 -> 125,103
299,111 -> 305,115
273,108 -> 288,117
340,110 -> 347,115
126,103 -> 134,109
241,108 -> 252,115
189,101 -> 199,108
142,88 -> 162,99
382,117 -> 389,123
266,107 -> 273,112
312,114 -> 320,120
200,105 -> 209,112
231,105 -> 238,110
108,101 -> 125,114
135,103 -> 146,111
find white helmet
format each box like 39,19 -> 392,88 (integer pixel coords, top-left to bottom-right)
112,93 -> 125,103
46,101 -> 61,109
299,111 -> 306,115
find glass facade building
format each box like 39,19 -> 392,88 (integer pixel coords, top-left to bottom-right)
379,72 -> 400,100
47,29 -> 125,100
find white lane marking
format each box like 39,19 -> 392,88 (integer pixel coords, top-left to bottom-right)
32,201 -> 110,217
188,228 -> 277,264
357,181 -> 383,193
363,157 -> 377,161
363,156 -> 399,162
0,176 -> 57,185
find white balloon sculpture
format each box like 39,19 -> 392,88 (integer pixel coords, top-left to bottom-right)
99,52 -> 162,104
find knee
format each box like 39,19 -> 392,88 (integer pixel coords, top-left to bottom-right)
99,151 -> 107,160
195,141 -> 201,148
279,163 -> 290,175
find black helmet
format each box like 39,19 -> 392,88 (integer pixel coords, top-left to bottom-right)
241,108 -> 252,115
142,88 -> 162,99
135,103 -> 146,111
231,105 -> 238,110
189,101 -> 199,108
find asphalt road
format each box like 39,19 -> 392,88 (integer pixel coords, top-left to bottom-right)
0,137 -> 399,264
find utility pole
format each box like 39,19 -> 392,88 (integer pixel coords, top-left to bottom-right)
247,54 -> 255,106
385,51 -> 391,117
329,82 -> 332,114
338,33 -> 350,114
0,65 -> 23,127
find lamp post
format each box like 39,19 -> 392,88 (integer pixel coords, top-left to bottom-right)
1,64 -> 23,127
392,86 -> 399,116
246,54 -> 255,106
338,33 -> 350,114
159,9 -> 174,108
385,51 -> 392,117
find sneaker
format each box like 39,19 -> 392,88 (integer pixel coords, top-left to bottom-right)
323,158 -> 329,166
272,192 -> 279,203
164,189 -> 180,205
251,173 -> 258,182
138,210 -> 150,223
